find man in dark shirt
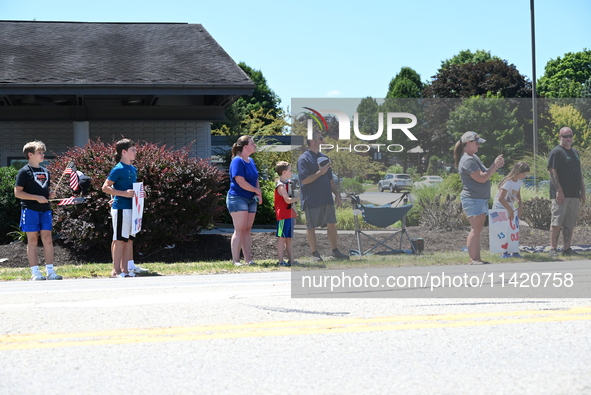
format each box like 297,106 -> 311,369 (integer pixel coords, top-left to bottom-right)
547,127 -> 586,257
297,132 -> 349,261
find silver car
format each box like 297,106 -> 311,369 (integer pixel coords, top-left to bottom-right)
378,173 -> 413,192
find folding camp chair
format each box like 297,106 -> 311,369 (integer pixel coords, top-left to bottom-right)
348,192 -> 417,256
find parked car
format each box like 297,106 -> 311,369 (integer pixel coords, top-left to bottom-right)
414,175 -> 443,188
377,173 -> 413,192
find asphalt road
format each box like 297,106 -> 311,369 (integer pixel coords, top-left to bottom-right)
1,268 -> 590,395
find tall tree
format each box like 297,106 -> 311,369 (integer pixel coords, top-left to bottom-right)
447,94 -> 523,166
540,103 -> 590,151
386,67 -> 424,98
425,60 -> 531,99
440,49 -> 502,70
538,49 -> 591,98
212,62 -> 283,135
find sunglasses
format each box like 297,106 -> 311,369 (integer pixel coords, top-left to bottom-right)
560,134 -> 573,138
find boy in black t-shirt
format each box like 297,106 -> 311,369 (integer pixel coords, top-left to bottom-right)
14,141 -> 63,281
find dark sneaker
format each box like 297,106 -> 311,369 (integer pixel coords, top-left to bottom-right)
331,249 -> 350,260
511,253 -> 523,258
31,273 -> 46,281
311,251 -> 323,262
500,252 -> 512,259
548,249 -> 558,258
562,248 -> 580,256
278,261 -> 291,267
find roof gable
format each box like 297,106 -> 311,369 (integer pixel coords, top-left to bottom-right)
0,21 -> 254,87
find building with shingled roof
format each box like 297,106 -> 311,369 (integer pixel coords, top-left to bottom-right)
0,20 -> 255,165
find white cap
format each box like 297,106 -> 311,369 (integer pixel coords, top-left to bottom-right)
461,131 -> 486,144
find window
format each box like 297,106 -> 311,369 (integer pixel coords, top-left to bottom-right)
8,157 -> 54,169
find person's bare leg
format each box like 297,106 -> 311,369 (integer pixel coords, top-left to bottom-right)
550,226 -> 561,249
39,230 -> 54,264
230,211 -> 249,263
306,228 -> 318,254
26,232 -> 39,267
327,223 -> 338,250
467,214 -> 486,262
277,237 -> 285,263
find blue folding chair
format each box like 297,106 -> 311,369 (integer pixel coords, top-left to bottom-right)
348,192 -> 417,256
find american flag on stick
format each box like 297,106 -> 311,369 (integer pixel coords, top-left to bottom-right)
51,197 -> 87,205
63,163 -> 79,192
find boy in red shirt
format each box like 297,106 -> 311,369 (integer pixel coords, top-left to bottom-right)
274,161 -> 300,266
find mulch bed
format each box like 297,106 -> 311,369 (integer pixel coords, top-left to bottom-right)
2,225 -> 587,268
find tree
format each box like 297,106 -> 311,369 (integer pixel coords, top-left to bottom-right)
539,103 -> 590,151
538,49 -> 591,98
212,62 -> 283,135
386,67 -> 424,98
422,59 -> 531,161
447,95 -> 523,166
425,60 -> 532,99
440,49 -> 502,70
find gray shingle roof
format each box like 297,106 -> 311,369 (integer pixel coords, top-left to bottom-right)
0,21 -> 254,87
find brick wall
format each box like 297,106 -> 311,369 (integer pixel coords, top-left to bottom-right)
1,120 -> 211,166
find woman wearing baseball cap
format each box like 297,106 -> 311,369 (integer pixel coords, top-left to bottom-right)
454,131 -> 504,265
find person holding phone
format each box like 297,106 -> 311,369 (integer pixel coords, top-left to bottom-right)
297,132 -> 349,262
453,131 -> 504,265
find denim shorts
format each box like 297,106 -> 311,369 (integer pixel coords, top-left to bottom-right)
460,197 -> 489,218
226,194 -> 257,213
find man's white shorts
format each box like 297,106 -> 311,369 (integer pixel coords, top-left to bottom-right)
111,208 -> 136,242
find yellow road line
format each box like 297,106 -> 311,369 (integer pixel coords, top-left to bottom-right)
1,306 -> 590,350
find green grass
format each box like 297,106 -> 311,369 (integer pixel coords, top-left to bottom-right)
2,251 -> 589,281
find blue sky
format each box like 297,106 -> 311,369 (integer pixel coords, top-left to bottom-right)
2,0 -> 590,109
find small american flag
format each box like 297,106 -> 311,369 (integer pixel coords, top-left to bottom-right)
491,211 -> 508,223
57,197 -> 86,206
63,163 -> 79,192
138,184 -> 146,198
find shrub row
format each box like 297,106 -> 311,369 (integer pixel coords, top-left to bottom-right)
0,167 -> 20,244
48,139 -> 227,254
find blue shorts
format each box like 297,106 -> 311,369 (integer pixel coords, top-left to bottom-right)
276,218 -> 294,238
20,209 -> 53,232
226,194 -> 257,213
460,197 -> 489,218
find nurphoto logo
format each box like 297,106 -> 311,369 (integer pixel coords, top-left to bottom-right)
303,106 -> 418,153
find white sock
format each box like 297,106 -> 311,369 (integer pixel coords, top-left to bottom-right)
30,265 -> 41,275
128,260 -> 135,270
46,264 -> 55,274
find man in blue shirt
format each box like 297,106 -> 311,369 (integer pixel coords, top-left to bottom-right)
297,132 -> 349,261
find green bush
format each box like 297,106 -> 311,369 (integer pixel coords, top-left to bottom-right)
386,165 -> 404,174
522,197 -> 551,229
48,139 -> 227,253
341,178 -> 365,195
0,167 -> 20,244
441,173 -> 462,194
335,207 -> 378,230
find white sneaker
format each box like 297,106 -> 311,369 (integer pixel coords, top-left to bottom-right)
46,273 -> 63,280
233,261 -> 243,266
31,273 -> 46,281
130,266 -> 149,274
